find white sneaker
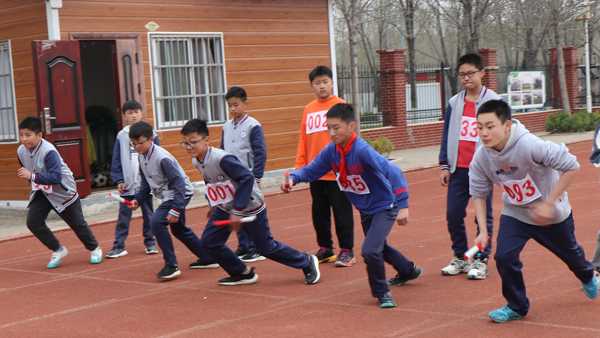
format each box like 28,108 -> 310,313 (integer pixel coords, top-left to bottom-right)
90,247 -> 103,264
47,246 -> 68,269
441,257 -> 470,276
467,259 -> 488,280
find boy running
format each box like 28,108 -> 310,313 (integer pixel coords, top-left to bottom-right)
181,119 -> 320,286
284,103 -> 422,308
17,117 -> 103,268
469,100 -> 599,323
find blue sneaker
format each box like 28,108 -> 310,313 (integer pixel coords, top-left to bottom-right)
378,292 -> 397,309
488,305 -> 523,323
89,247 -> 103,264
47,246 -> 68,269
582,274 -> 599,300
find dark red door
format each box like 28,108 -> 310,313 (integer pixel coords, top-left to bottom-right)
32,40 -> 92,197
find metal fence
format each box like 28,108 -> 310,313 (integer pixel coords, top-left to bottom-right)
337,63 -> 450,128
577,64 -> 600,107
336,64 -> 383,129
406,64 -> 449,125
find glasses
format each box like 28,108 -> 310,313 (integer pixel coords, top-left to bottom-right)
458,70 -> 481,79
130,138 -> 149,147
180,139 -> 205,149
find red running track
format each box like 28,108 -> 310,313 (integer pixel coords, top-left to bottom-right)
0,141 -> 599,337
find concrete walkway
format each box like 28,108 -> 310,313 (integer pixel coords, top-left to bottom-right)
0,130 -> 594,240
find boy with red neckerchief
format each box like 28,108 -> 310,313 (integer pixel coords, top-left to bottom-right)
283,103 -> 422,309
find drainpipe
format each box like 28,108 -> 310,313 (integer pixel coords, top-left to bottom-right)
328,0 -> 338,96
45,0 -> 63,40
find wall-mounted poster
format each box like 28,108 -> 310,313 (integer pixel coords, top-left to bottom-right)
507,71 -> 545,110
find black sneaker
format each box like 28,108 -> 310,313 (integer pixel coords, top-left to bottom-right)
315,247 -> 336,263
218,267 -> 259,286
157,265 -> 181,280
388,264 -> 423,286
241,249 -> 266,263
189,259 -> 219,269
235,247 -> 249,258
303,254 -> 321,285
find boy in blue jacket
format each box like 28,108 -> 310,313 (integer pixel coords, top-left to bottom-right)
107,100 -> 158,258
282,103 -> 422,308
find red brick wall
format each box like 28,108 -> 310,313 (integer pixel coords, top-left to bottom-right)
550,47 -> 579,110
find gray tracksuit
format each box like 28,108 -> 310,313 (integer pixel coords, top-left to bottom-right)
469,119 -> 578,225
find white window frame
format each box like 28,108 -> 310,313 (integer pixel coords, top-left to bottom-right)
148,32 -> 228,130
0,40 -> 19,144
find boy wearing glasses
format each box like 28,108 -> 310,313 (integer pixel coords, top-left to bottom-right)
180,119 -> 321,286
106,100 -> 158,259
438,53 -> 501,280
127,121 -> 214,280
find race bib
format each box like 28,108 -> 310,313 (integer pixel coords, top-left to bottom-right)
336,174 -> 370,195
501,174 -> 542,206
305,110 -> 328,134
459,116 -> 479,142
32,181 -> 53,194
205,180 -> 235,207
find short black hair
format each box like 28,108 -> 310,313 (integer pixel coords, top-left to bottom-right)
326,103 -> 356,122
477,99 -> 512,123
181,118 -> 209,137
225,86 -> 247,101
19,117 -> 42,133
458,53 -> 484,71
129,121 -> 154,139
122,100 -> 142,113
309,65 -> 333,82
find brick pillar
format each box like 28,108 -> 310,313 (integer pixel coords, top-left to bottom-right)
550,47 -> 579,110
479,48 -> 498,92
377,49 -> 406,130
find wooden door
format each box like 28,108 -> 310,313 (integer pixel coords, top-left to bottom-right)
32,40 -> 92,197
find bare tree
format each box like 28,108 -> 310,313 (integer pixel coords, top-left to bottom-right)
397,0 -> 420,108
460,0 -> 493,52
549,0 -> 587,113
336,0 -> 375,133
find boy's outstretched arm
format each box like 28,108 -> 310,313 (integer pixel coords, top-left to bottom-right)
285,146 -> 333,191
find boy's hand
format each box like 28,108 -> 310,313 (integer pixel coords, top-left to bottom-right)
166,214 -> 179,224
396,208 -> 409,225
440,170 -> 449,186
128,199 -> 139,210
280,171 -> 293,193
229,214 -> 242,231
474,232 -> 488,251
17,167 -> 32,180
529,200 -> 556,225
117,183 -> 126,194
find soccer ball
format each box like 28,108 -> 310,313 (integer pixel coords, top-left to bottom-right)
93,172 -> 109,188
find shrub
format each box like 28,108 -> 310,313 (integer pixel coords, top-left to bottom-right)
366,136 -> 394,156
545,111 -> 600,133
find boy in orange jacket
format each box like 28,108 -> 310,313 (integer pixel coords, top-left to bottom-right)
295,65 -> 355,267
